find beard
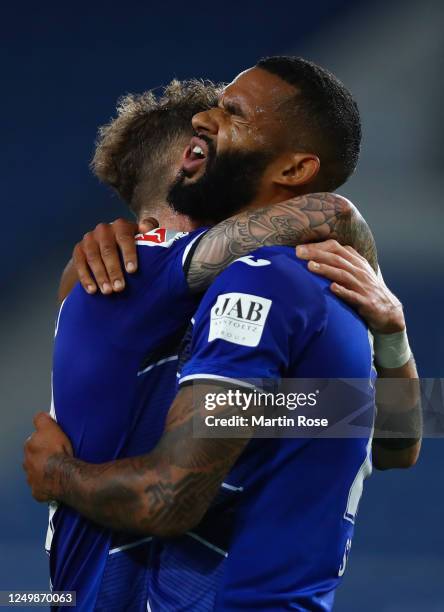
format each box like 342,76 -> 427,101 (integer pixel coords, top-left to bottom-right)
167,139 -> 273,224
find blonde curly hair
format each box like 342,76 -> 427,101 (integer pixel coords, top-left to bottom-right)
91,79 -> 221,213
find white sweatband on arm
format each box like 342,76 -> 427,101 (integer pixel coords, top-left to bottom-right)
373,329 -> 412,369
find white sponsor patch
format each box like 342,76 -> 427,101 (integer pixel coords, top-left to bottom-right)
209,292 -> 272,347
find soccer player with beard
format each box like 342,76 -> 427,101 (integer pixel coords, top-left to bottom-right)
25,58 -> 419,611
29,77 -> 368,611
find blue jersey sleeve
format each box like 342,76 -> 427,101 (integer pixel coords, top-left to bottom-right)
132,227 -> 205,297
53,228 -> 207,462
179,249 -> 327,386
68,227 -> 207,351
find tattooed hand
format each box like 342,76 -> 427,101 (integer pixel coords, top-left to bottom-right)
23,386 -> 251,537
187,192 -> 377,292
23,412 -> 73,502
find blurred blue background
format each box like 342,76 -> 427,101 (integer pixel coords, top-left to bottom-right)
1,0 -> 443,610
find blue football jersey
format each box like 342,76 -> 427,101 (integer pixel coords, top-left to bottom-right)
48,228 -> 206,611
150,246 -> 375,612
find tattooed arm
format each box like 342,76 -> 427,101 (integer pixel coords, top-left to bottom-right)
69,193 -> 376,295
24,386 -> 250,537
187,192 -> 377,292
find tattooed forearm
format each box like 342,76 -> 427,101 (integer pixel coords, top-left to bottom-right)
334,205 -> 378,272
187,192 -> 377,292
47,386 -> 249,536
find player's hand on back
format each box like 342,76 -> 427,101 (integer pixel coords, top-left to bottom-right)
23,413 -> 74,502
296,240 -> 405,334
73,217 -> 159,295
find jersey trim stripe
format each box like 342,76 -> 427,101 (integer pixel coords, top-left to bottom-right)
221,482 -> 244,492
186,531 -> 228,557
108,536 -> 153,555
137,355 -> 178,377
181,229 -> 208,272
179,373 -> 257,389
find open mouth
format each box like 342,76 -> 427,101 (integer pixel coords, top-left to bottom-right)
182,136 -> 210,177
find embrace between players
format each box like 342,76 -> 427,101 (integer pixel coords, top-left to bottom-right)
24,57 -> 421,611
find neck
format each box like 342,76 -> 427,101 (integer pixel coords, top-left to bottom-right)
138,202 -> 202,232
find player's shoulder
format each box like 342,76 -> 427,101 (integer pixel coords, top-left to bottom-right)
195,245 -> 328,349
217,245 -> 327,299
134,227 -> 208,270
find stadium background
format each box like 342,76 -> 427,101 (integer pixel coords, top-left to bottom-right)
1,0 -> 443,609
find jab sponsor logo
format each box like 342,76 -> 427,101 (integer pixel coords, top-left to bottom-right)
209,292 -> 272,347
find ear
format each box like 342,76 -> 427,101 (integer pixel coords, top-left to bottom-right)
272,152 -> 320,188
